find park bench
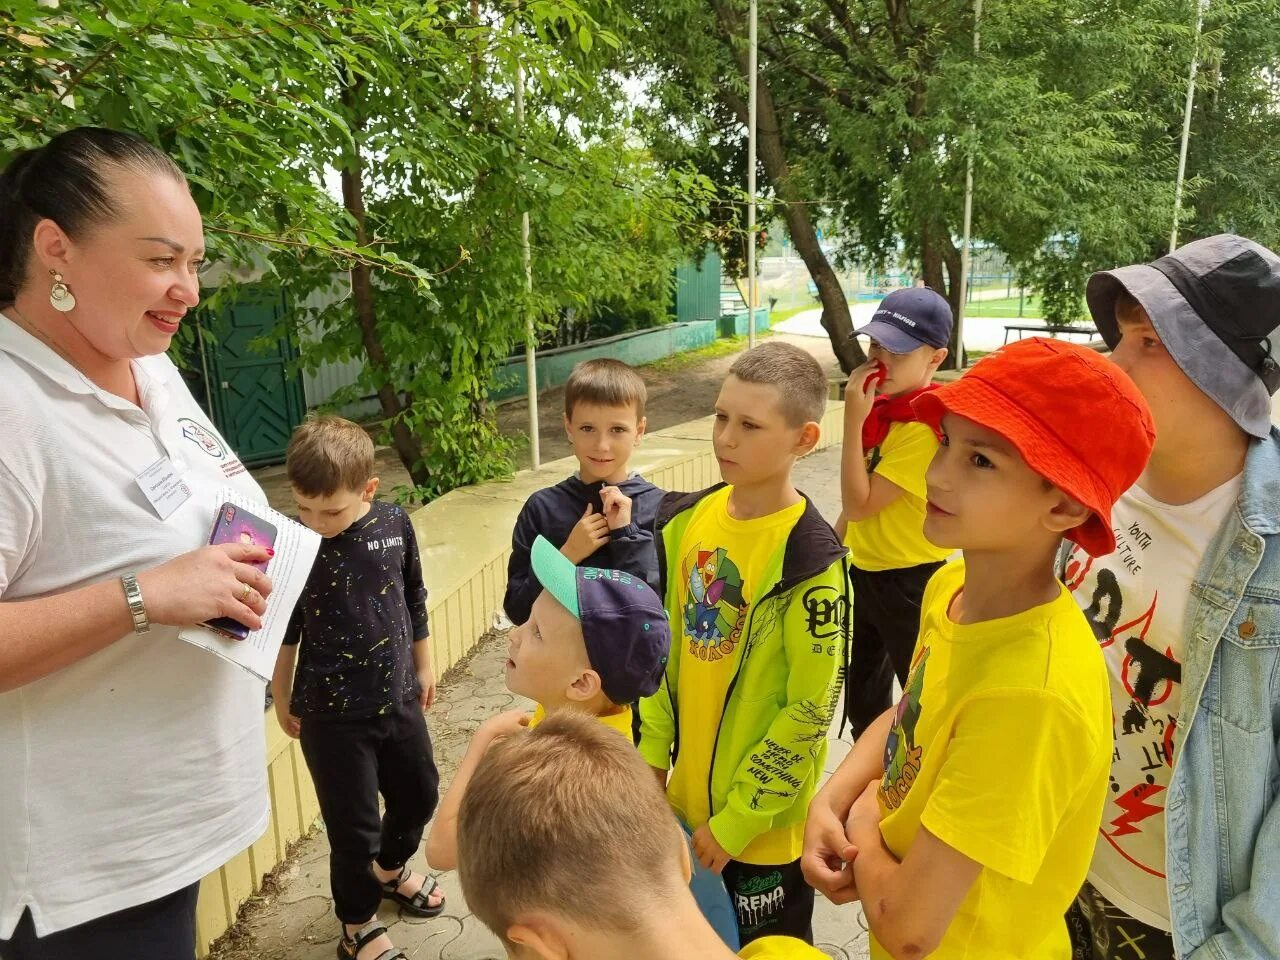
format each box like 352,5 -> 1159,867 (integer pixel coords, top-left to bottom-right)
1002,323 -> 1098,345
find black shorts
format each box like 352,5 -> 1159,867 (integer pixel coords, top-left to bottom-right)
0,883 -> 200,960
1066,881 -> 1175,960
844,560 -> 944,737
722,857 -> 814,947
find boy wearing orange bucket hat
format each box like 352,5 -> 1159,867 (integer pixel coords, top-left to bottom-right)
801,338 -> 1156,960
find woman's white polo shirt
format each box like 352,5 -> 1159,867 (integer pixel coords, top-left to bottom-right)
0,316 -> 271,936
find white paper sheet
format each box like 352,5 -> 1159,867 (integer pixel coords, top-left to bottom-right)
178,489 -> 321,683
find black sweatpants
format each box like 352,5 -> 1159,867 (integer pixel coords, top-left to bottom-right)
0,883 -> 199,960
722,858 -> 814,947
299,698 -> 439,924
844,560 -> 945,737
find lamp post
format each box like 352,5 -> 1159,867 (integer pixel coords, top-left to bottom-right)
746,0 -> 758,349
956,0 -> 982,369
1170,0 -> 1209,253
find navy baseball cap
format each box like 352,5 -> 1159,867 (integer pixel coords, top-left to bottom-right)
530,536 -> 670,704
854,287 -> 954,352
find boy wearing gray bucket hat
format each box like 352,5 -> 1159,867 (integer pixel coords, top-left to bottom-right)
1062,234 -> 1280,960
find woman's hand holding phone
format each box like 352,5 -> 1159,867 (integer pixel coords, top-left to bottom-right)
136,542 -> 274,632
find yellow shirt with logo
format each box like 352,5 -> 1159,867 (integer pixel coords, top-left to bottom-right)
873,561 -> 1111,960
528,702 -> 633,739
667,486 -> 806,865
844,421 -> 951,571
738,936 -> 830,959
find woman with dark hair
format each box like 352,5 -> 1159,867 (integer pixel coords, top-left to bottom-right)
0,128 -> 278,959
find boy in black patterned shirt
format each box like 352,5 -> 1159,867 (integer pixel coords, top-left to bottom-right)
272,415 -> 443,960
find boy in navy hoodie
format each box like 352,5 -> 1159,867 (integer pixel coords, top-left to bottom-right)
505,357 -> 663,636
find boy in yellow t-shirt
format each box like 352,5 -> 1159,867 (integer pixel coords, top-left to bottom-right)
640,342 -> 849,948
424,536 -> 669,873
457,709 -> 827,960
803,339 -> 1157,960
838,288 -> 953,736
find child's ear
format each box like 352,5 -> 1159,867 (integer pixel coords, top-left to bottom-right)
1044,491 -> 1091,536
507,915 -> 570,960
635,415 -> 647,443
563,414 -> 574,440
676,826 -> 693,885
930,346 -> 949,371
566,668 -> 603,704
363,477 -> 380,502
794,421 -> 821,456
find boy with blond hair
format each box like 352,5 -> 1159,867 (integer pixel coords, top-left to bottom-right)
839,287 -> 953,736
426,535 -> 671,871
504,358 -> 663,625
803,339 -> 1156,960
457,710 -> 827,960
272,415 -> 443,960
640,340 -> 849,947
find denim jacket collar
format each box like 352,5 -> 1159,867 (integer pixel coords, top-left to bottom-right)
1238,427 -> 1280,536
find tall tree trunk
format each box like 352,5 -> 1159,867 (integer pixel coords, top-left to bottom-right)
712,2 -> 864,374
919,222 -> 965,367
339,76 -> 431,488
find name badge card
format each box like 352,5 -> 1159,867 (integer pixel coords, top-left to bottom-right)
136,457 -> 194,520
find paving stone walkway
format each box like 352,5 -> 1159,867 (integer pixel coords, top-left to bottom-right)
216,445 -> 870,960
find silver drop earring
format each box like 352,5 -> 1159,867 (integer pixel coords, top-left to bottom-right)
49,271 -> 76,313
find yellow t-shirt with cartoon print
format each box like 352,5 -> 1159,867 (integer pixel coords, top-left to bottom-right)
872,561 -> 1112,960
666,486 -> 806,865
844,421 -> 951,571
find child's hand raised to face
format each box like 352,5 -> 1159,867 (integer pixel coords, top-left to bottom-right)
845,360 -> 885,426
599,485 -> 633,531
561,504 -> 611,563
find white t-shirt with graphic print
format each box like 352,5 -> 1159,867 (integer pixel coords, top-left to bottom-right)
1061,475 -> 1241,930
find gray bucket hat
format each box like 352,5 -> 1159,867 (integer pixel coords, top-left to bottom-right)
1086,233 -> 1280,438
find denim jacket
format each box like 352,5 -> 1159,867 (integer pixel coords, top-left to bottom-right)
1166,428 -> 1280,959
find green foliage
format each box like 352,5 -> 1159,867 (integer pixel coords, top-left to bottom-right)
1,0 -> 712,499
601,0 -> 1280,330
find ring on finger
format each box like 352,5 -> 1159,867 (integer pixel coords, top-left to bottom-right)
239,581 -> 252,602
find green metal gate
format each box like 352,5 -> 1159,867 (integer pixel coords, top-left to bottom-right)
200,286 -> 306,467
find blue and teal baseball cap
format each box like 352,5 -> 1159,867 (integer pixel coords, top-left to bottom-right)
530,535 -> 671,704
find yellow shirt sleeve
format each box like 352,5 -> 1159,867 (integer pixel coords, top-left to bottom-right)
919,689 -> 1103,885
872,421 -> 938,501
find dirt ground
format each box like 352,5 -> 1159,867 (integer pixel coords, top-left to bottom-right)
494,331 -> 843,471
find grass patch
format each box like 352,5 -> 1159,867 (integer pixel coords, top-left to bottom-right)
768,302 -> 818,326
966,294 -> 1090,322
966,294 -> 1045,318
645,330 -> 773,375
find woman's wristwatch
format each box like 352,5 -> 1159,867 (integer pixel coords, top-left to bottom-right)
120,574 -> 151,634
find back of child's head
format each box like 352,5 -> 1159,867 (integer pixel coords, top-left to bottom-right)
913,338 -> 1155,557
285,414 -> 375,496
457,710 -> 684,946
728,341 -> 827,427
564,358 -> 647,420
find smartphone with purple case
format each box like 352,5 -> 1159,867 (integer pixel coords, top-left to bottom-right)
203,502 -> 277,640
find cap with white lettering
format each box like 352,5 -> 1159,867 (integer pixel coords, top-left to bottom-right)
853,287 -> 954,352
